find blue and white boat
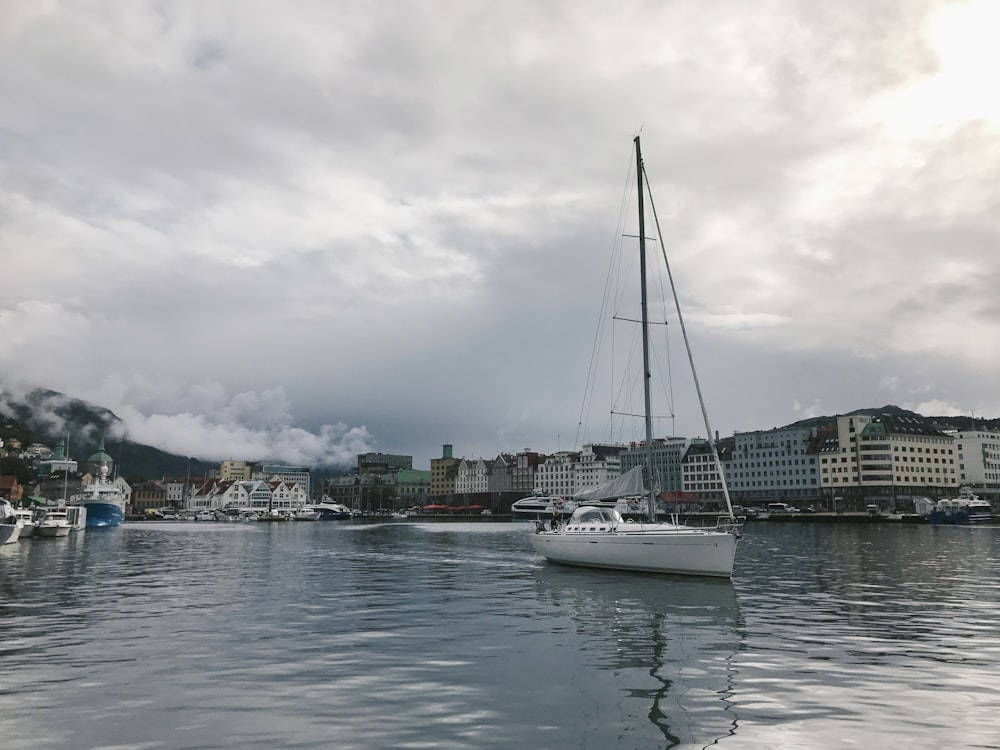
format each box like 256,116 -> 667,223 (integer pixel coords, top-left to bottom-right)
70,464 -> 125,527
308,497 -> 352,520
927,488 -> 993,525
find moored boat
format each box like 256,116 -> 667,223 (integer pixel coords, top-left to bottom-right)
927,488 -> 993,525
13,507 -> 38,539
70,461 -> 125,528
1,499 -> 21,544
312,498 -> 352,520
36,509 -> 73,538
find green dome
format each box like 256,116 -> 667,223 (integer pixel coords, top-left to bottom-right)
88,436 -> 114,465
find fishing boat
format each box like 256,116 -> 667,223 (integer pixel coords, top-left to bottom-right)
69,463 -> 125,527
531,136 -> 741,578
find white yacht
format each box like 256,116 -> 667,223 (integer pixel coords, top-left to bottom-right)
530,136 -> 741,578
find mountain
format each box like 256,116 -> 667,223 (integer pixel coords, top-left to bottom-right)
778,404 -> 1000,433
0,386 -> 213,481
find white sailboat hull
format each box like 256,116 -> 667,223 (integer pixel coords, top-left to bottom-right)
531,525 -> 738,578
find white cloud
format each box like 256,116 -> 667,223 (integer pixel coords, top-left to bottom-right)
2,0 -> 999,468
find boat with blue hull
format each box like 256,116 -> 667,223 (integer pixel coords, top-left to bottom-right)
307,498 -> 352,520
70,464 -> 125,528
926,488 -> 993,525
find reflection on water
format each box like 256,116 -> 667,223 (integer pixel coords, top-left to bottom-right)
2,521 -> 1000,749
534,566 -> 743,749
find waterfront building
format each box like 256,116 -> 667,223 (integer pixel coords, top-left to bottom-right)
510,451 -> 541,494
682,438 -> 730,507
455,458 -> 489,494
532,444 -> 624,497
394,469 -> 431,506
534,451 -> 578,497
430,444 -> 460,498
620,437 -> 690,495
132,481 -> 167,515
818,413 -> 956,510
574,444 -> 625,493
724,426 -> 820,507
254,464 -> 310,500
219,460 -> 251,481
948,428 -> 1000,501
486,454 -> 513,494
156,478 -> 188,508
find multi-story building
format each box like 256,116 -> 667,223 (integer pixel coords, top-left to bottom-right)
510,451 -> 540,494
533,444 -> 624,497
486,454 -> 513,494
620,437 -> 690,495
455,458 -> 489,494
156,478 -> 188,508
534,451 -> 578,496
818,413 -> 956,510
394,469 -> 431,506
430,444 -> 460,498
132,481 -> 167,515
682,438 -> 729,507
724,426 -> 820,507
255,464 -> 310,500
574,444 -> 625,493
219,460 -> 251,481
357,453 -> 412,474
947,429 -> 1000,500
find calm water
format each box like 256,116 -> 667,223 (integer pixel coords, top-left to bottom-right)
2,520 -> 1000,749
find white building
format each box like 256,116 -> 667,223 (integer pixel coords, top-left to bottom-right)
455,458 -> 489,494
950,429 -> 1000,493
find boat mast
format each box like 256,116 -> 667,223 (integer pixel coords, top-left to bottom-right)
635,136 -> 657,522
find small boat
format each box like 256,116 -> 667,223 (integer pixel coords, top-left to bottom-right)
13,507 -> 38,539
36,509 -> 73,538
293,507 -> 322,521
1,499 -> 21,544
531,136 -> 741,578
511,495 -> 577,519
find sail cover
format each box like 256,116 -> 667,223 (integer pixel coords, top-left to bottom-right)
571,466 -> 647,502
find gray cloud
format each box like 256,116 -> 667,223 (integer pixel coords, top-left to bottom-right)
3,0 -> 999,469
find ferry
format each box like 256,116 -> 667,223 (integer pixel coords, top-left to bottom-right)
926,488 -> 993,525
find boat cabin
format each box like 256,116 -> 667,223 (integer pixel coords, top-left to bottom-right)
564,506 -> 625,532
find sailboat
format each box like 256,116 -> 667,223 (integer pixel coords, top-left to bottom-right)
531,136 -> 741,578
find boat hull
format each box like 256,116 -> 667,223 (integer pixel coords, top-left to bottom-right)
531,527 -> 738,578
928,508 -> 993,525
0,523 -> 20,545
82,502 -> 124,528
37,524 -> 71,538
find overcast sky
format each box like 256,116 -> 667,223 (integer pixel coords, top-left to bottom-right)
2,0 -> 998,471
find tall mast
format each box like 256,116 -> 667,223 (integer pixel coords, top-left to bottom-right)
635,136 -> 656,521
